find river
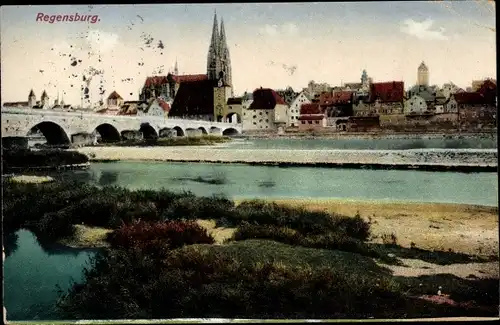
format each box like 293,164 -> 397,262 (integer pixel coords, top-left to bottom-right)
40,161 -> 498,206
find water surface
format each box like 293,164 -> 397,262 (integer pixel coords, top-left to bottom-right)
53,161 -> 498,206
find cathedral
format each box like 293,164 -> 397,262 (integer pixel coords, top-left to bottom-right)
140,12 -> 233,121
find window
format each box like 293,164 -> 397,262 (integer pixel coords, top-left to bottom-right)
301,121 -> 305,124
253,115 -> 257,119
259,112 -> 262,115
315,120 -> 319,124
253,122 -> 257,125
265,119 -> 269,122
259,119 -> 262,123
308,120 -> 313,124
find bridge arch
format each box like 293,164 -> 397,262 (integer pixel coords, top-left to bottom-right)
225,113 -> 242,124
27,121 -> 71,145
139,123 -> 159,139
94,123 -> 121,143
222,127 -> 240,136
172,126 -> 185,137
198,127 -> 208,135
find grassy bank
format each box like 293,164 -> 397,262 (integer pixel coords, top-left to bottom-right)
3,180 -> 498,319
2,149 -> 89,172
97,135 -> 232,147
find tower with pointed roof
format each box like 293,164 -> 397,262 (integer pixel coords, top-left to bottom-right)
28,89 -> 36,108
417,61 -> 429,86
174,59 -> 179,76
207,11 -> 232,91
41,90 -> 49,109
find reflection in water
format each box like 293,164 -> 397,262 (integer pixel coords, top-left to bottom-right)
98,171 -> 119,186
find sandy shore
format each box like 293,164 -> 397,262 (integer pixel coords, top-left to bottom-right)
77,147 -> 497,168
268,199 -> 499,257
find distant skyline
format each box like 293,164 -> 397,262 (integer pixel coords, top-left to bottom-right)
1,1 -> 496,106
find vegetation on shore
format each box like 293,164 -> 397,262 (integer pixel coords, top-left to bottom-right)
97,135 -> 232,147
3,179 -> 498,319
2,148 -> 89,172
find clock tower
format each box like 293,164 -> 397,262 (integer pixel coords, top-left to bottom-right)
213,72 -> 233,122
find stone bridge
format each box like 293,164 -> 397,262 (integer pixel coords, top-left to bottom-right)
1,108 -> 242,145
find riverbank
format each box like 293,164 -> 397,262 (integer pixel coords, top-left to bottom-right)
76,147 -> 498,171
96,135 -> 232,147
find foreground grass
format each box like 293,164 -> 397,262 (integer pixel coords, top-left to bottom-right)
97,135 -> 232,147
3,180 -> 498,319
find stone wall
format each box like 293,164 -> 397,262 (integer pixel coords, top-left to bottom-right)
121,130 -> 143,140
186,129 -> 203,137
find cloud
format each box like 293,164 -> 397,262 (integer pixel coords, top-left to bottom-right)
400,18 -> 449,40
86,30 -> 119,53
259,23 -> 299,37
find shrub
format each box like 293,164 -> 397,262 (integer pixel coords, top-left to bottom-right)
35,212 -> 76,240
56,244 -> 487,320
232,223 -> 380,259
2,149 -> 89,170
107,220 -> 215,254
232,200 -> 371,240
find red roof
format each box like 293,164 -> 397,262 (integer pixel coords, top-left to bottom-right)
300,103 -> 322,115
298,115 -> 325,121
157,99 -> 170,112
172,74 -> 208,83
369,81 -> 404,103
107,91 -> 123,100
319,92 -> 334,106
144,76 -> 169,87
332,91 -> 353,105
249,88 -> 287,110
454,92 -> 487,105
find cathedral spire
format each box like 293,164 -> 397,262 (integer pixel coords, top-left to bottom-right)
210,10 -> 219,49
174,58 -> 179,75
220,17 -> 227,49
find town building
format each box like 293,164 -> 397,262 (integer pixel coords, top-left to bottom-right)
353,81 -> 405,116
137,98 -> 170,117
417,61 -> 429,86
276,87 -> 300,106
303,80 -> 331,99
242,88 -> 288,131
287,91 -> 311,127
298,103 -> 326,131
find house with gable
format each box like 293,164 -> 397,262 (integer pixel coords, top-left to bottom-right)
287,91 -> 311,127
242,88 -> 288,131
298,103 -> 326,131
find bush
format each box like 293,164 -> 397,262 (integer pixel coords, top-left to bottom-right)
106,220 -> 215,257
232,223 -> 381,259
35,212 -> 76,240
56,244 -> 487,320
232,200 -> 371,240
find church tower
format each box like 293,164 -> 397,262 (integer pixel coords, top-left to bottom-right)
417,61 -> 429,86
28,89 -> 36,108
207,12 -> 233,92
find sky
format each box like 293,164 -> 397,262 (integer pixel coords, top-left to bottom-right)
1,1 -> 496,107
